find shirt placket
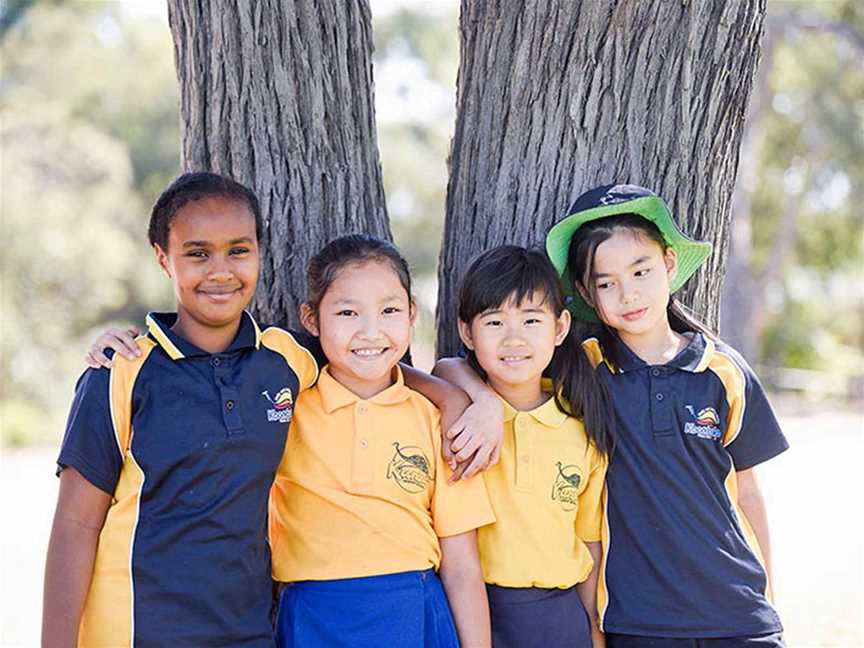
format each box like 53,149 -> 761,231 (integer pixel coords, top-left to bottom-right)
212,355 -> 244,435
352,402 -> 375,485
649,366 -> 674,437
513,413 -> 533,492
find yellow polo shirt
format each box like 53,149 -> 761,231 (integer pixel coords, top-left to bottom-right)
478,391 -> 607,589
269,366 -> 496,582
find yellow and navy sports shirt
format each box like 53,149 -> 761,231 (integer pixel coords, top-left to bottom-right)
269,365 -> 496,582
584,333 -> 789,638
478,390 -> 607,588
56,311 -> 318,648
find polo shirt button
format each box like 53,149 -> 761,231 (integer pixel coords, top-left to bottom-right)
655,393 -> 664,401
360,439 -> 368,448
211,357 -> 221,367
651,368 -> 660,376
358,405 -> 367,414
226,400 -> 235,411
520,455 -> 529,463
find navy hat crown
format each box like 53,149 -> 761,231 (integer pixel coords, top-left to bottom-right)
567,184 -> 658,215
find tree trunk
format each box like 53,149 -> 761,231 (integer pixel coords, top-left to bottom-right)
167,0 -> 390,329
436,0 -> 766,356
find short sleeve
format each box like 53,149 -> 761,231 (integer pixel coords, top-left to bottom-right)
574,449 -> 607,542
288,329 -> 327,371
57,368 -> 124,496
429,409 -> 496,537
722,351 -> 789,471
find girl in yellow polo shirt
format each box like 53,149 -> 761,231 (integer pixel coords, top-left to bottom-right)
437,245 -> 612,648
268,234 -> 495,648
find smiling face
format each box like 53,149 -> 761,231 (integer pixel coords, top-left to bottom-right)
301,260 -> 415,399
154,196 -> 259,349
458,291 -> 570,399
583,227 -> 677,344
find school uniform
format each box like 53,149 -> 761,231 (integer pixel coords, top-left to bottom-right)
269,365 -> 496,648
582,333 -> 788,644
478,390 -> 606,648
56,311 -> 318,647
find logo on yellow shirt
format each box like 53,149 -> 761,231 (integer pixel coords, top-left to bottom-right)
387,442 -> 431,493
551,462 -> 582,511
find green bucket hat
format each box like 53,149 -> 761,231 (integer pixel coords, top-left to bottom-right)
545,184 -> 713,322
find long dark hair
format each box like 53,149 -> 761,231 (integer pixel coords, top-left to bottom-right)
567,213 -> 714,370
457,245 -> 614,457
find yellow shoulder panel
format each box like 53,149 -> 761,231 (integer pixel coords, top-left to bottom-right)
705,350 -> 746,446
260,327 -> 320,391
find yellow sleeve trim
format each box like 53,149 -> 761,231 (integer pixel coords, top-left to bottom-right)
260,327 -> 320,391
706,350 -> 746,447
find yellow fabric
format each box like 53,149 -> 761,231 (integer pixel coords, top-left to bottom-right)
78,339 -> 153,647
478,391 -> 607,589
269,366 -> 496,582
260,327 -> 320,391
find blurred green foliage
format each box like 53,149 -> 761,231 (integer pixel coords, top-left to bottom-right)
0,2 -> 860,446
751,1 -> 864,373
1,3 -> 178,446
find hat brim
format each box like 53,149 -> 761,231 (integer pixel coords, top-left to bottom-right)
545,196 -> 712,322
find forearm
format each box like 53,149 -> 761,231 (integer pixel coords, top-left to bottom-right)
402,363 -> 470,411
432,358 -> 494,404
439,532 -> 491,648
576,541 -> 604,647
42,520 -> 101,647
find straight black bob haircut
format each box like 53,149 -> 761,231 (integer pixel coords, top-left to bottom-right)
566,213 -> 715,372
457,245 -> 614,457
148,172 -> 262,251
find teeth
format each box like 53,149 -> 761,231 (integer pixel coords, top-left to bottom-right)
501,356 -> 528,362
352,348 -> 385,356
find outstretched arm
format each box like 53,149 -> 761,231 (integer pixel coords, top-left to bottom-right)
42,468 -> 112,648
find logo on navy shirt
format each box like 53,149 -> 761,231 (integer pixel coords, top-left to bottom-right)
551,462 -> 582,511
683,405 -> 722,440
387,442 -> 431,493
262,387 -> 294,423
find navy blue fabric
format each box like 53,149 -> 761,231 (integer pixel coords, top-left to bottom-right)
275,570 -> 458,648
597,333 -> 787,637
607,631 -> 785,648
57,311 -> 314,647
486,584 -> 592,648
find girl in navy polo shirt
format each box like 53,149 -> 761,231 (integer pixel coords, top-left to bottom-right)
441,184 -> 788,648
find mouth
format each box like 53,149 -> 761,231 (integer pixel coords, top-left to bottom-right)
499,354 -> 531,365
351,347 -> 389,358
621,307 -> 648,322
199,288 -> 242,302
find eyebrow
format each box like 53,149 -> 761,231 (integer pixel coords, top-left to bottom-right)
480,306 -> 546,316
332,294 -> 406,305
182,236 -> 255,248
594,255 -> 652,278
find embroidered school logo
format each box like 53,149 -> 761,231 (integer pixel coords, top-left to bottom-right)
551,462 -> 582,511
387,442 -> 431,493
262,387 -> 293,423
683,405 -> 722,440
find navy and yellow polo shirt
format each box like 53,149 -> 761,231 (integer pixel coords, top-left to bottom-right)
583,332 -> 788,638
57,311 -> 318,647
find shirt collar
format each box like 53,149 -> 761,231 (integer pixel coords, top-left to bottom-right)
146,310 -> 262,360
496,381 -> 569,429
615,331 -> 714,374
317,365 -> 413,414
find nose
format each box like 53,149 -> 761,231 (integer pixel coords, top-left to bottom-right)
357,313 -> 383,340
502,322 -> 525,346
207,255 -> 233,281
620,280 -> 639,305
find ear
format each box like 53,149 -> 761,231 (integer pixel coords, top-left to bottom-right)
664,247 -> 678,281
554,308 -> 571,347
153,244 -> 171,278
457,319 -> 475,350
408,297 -> 418,326
299,303 -> 319,336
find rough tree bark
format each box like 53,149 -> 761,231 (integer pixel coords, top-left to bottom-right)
436,0 -> 766,356
167,0 -> 390,329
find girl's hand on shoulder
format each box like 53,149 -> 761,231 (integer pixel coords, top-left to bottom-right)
85,326 -> 141,369
447,392 -> 503,481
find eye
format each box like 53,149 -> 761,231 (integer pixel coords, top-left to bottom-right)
596,281 -> 613,290
483,319 -> 503,327
382,306 -> 402,315
186,249 -> 208,259
525,317 -> 542,325
230,246 -> 251,255
336,309 -> 356,317
634,268 -> 651,278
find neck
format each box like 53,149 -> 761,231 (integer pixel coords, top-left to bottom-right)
328,366 -> 397,401
617,319 -> 685,366
172,312 -> 242,354
488,376 -> 547,412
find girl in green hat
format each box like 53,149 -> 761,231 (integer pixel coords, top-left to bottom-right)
437,184 -> 788,647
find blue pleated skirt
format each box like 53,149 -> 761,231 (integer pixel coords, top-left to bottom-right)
275,569 -> 459,648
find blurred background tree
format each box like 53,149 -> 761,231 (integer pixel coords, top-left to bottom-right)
1,0 -> 861,448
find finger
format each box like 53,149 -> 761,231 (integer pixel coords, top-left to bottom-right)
446,418 -> 466,440
447,459 -> 471,484
441,438 -> 457,470
454,435 -> 483,463
113,331 -> 141,358
460,449 -> 492,480
489,444 -> 501,467
125,325 -> 140,337
101,331 -> 139,360
449,429 -> 472,455
86,349 -> 113,369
